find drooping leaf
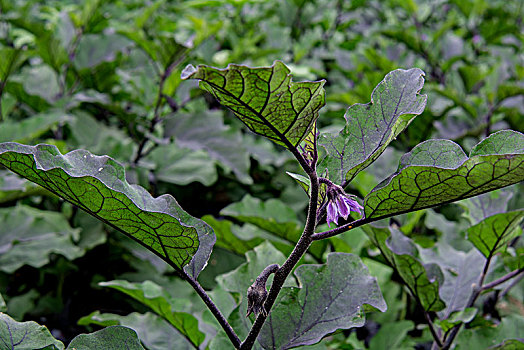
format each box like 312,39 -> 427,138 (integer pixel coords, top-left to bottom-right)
181,61 -> 326,150
163,109 -> 252,184
318,68 -> 427,185
66,326 -> 144,350
364,225 -> 446,312
0,205 -> 83,273
0,143 -> 215,278
258,253 -> 387,349
0,312 -> 64,350
98,280 -> 205,347
466,210 -> 524,259
364,130 -> 524,220
79,311 -> 194,350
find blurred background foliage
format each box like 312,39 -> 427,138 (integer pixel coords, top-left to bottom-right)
0,0 -> 522,348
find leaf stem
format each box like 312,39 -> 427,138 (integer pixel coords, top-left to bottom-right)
425,312 -> 443,348
183,271 -> 242,349
240,169 -> 319,349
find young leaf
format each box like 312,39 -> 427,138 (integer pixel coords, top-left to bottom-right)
0,312 -> 64,350
364,225 -> 446,312
99,280 -> 205,347
258,253 -> 387,349
466,210 -> 524,259
318,68 -> 427,185
0,143 -> 215,278
365,130 -> 524,220
67,326 -> 144,350
181,61 -> 326,151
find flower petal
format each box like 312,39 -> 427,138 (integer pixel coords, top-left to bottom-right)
336,196 -> 350,219
345,197 -> 363,215
326,200 -> 338,227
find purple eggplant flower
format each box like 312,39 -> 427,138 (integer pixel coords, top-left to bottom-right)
326,195 -> 363,228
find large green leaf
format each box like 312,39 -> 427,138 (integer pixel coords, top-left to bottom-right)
0,143 -> 215,278
319,68 -> 427,185
258,253 -> 387,349
99,280 -> 205,347
163,109 -> 252,184
67,326 -> 144,350
466,210 -> 524,259
0,312 -> 63,350
79,311 -> 194,350
0,111 -> 71,143
364,225 -> 446,312
0,205 -> 83,273
364,130 -> 524,220
181,61 -> 326,150
420,244 -> 485,318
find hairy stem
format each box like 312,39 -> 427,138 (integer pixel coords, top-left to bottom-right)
240,169 -> 319,349
183,271 -> 242,348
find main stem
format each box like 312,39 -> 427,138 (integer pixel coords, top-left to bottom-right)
240,170 -> 319,349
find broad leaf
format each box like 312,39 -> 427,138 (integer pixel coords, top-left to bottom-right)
79,311 -> 194,350
0,111 -> 71,143
0,205 -> 83,273
99,280 -> 205,347
0,312 -> 63,350
368,320 -> 414,350
466,211 -> 524,259
0,143 -> 215,278
454,314 -> 524,350
0,47 -> 25,82
365,130 -> 524,220
459,189 -> 515,225
181,61 -> 326,150
364,225 -> 446,312
319,68 -> 427,185
420,244 -> 485,317
67,326 -> 144,350
202,215 -> 263,256
258,253 -> 387,349
163,109 -> 252,184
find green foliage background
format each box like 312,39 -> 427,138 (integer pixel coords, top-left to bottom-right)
0,0 -> 522,348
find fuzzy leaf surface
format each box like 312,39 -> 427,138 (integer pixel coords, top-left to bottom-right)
66,326 -> 144,350
181,61 -> 325,150
259,253 -> 387,349
364,131 -> 524,220
0,143 -> 215,278
319,68 -> 427,185
0,312 -> 63,350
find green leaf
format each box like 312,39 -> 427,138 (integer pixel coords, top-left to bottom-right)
0,47 -> 25,82
216,241 -> 293,295
66,326 -> 144,350
454,314 -> 524,350
368,320 -> 414,350
0,143 -> 215,278
147,144 -> 218,186
491,339 -> 524,350
319,68 -> 427,185
466,210 -> 524,259
202,215 -> 263,255
364,130 -> 524,220
99,280 -> 205,347
220,195 -> 302,245
258,253 -> 387,349
163,110 -> 252,184
79,311 -> 194,350
0,294 -> 6,313
181,61 -> 326,150
74,33 -> 133,69
0,312 -> 64,350
435,308 -> 478,333
459,189 -> 515,225
420,245 -> 484,317
364,225 -> 446,312
0,205 -> 84,273
0,111 -> 71,143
